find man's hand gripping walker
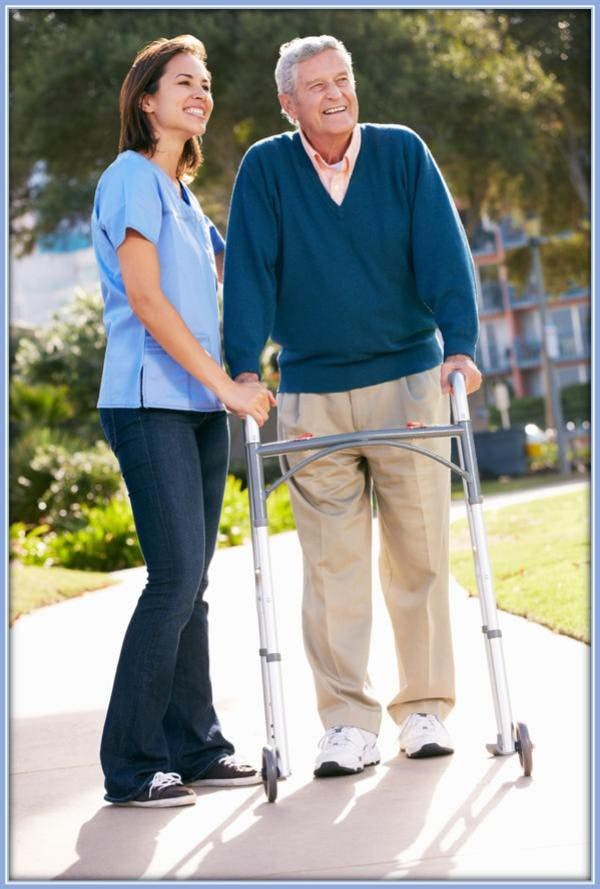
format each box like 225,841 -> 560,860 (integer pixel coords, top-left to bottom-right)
244,370 -> 533,803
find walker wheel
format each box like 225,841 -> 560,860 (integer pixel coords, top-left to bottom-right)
515,722 -> 533,777
261,745 -> 278,802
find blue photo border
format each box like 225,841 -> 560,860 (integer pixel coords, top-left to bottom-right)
1,3 -> 596,888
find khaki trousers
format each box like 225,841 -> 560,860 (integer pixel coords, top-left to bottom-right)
277,368 -> 454,734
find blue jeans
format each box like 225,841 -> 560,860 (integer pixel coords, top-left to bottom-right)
99,407 -> 234,802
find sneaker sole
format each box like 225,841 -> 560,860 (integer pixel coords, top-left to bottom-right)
190,775 -> 262,787
405,743 -> 454,759
115,794 -> 196,808
314,758 -> 380,778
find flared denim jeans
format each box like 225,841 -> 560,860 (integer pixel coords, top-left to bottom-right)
99,407 -> 234,802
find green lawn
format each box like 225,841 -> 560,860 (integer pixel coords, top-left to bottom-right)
11,483 -> 589,641
451,470 -> 585,500
450,489 -> 590,642
9,563 -> 117,625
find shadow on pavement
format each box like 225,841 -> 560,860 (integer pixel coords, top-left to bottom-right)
166,756 -> 451,881
15,714 -> 529,881
56,803 -> 196,881
395,756 -> 528,879
57,756 -> 453,881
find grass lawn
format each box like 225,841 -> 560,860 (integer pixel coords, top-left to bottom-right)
450,488 -> 590,642
9,563 -> 117,626
451,470 -> 585,500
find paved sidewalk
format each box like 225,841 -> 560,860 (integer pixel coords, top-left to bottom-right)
10,482 -> 590,881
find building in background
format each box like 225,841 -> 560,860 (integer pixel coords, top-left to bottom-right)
10,215 -> 590,407
471,218 -> 590,401
10,229 -> 97,328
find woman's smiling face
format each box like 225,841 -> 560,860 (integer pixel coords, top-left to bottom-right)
141,52 -> 214,142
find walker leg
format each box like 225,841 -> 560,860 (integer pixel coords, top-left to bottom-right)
244,418 -> 291,799
449,373 -> 531,766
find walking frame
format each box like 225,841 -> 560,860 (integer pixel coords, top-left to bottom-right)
243,371 -> 533,802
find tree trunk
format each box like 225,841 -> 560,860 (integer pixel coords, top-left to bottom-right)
558,108 -> 590,215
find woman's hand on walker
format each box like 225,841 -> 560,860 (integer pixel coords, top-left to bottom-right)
222,378 -> 276,425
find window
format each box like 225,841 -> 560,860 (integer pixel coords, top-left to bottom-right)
549,307 -> 576,358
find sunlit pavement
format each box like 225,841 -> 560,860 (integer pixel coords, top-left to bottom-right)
10,481 -> 590,881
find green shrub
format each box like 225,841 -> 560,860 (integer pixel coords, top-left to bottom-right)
489,384 -> 590,432
561,382 -> 590,424
9,379 -> 74,439
11,473 -> 297,573
527,441 -> 558,473
12,289 -> 106,441
10,431 -> 122,529
489,395 -> 545,430
217,474 -> 295,547
218,474 -> 250,547
10,522 -> 51,564
267,483 -> 295,535
13,498 -> 143,571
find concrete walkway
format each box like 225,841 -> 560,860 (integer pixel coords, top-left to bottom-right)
10,481 -> 590,881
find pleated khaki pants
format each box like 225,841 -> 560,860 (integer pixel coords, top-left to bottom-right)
277,367 -> 454,734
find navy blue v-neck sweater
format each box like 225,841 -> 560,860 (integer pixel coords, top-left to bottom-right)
223,124 -> 478,393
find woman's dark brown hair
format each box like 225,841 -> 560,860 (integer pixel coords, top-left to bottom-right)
119,34 -> 208,180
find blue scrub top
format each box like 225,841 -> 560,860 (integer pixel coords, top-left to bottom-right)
92,150 -> 225,411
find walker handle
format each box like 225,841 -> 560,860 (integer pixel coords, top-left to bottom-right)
244,414 -> 261,444
448,370 -> 470,423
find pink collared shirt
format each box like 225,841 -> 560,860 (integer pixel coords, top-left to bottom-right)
299,126 -> 361,205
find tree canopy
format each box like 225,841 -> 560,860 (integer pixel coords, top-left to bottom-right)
9,8 -> 590,250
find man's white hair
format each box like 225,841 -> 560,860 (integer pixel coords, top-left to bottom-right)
275,35 -> 354,124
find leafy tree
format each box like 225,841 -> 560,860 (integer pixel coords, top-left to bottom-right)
500,10 -> 590,224
505,227 -> 590,296
9,8 -> 587,245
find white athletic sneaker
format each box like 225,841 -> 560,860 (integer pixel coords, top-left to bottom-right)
314,725 -> 380,778
398,713 -> 454,758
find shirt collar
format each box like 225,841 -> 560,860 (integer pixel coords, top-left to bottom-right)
299,125 -> 361,171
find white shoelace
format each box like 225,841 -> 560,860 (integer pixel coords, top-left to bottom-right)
318,726 -> 363,752
402,714 -> 441,739
148,771 -> 183,797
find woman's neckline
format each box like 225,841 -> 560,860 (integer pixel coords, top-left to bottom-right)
131,151 -> 189,202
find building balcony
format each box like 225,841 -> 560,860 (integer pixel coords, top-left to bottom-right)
476,344 -> 511,376
510,337 -> 590,368
478,280 -> 504,315
480,362 -> 512,376
470,226 -> 498,257
498,217 -> 529,250
510,291 -> 540,311
514,339 -> 542,369
556,285 -> 589,303
554,339 -> 590,362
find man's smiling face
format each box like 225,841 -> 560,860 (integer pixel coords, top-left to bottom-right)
279,48 -> 359,151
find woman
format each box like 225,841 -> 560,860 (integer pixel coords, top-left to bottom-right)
91,35 -> 274,808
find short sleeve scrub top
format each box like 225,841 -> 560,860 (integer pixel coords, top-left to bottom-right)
91,150 -> 225,412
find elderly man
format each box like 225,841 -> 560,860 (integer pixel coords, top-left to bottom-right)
223,35 -> 481,778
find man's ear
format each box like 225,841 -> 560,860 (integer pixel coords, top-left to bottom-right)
278,93 -> 296,123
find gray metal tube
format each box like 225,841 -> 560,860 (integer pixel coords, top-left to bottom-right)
449,374 -> 515,754
257,424 -> 460,458
245,417 -> 268,527
467,503 -> 515,754
244,417 -> 291,777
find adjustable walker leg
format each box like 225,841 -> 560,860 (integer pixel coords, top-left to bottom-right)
449,373 -> 532,773
245,417 -> 291,801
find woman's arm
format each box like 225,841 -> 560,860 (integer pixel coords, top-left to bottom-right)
118,229 -> 274,423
